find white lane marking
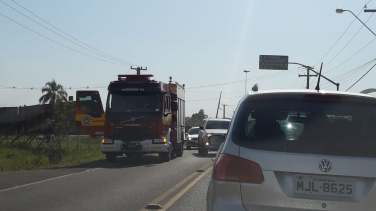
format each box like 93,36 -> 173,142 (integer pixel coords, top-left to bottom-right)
139,162 -> 212,211
161,166 -> 213,211
0,168 -> 100,193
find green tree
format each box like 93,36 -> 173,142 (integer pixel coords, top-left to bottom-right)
191,109 -> 207,122
47,101 -> 74,136
39,79 -> 67,105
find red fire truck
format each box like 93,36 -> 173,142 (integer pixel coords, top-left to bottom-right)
75,68 -> 185,162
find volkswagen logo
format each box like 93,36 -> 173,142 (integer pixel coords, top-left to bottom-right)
319,159 -> 332,172
130,117 -> 136,121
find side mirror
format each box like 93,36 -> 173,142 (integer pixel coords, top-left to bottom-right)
199,126 -> 204,130
171,101 -> 178,111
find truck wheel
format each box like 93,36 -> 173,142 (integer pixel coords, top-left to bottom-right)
202,148 -> 208,156
176,143 -> 183,157
198,147 -> 203,155
161,152 -> 171,162
106,153 -> 117,163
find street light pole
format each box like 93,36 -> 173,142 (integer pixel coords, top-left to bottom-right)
336,8 -> 376,37
243,70 -> 250,92
364,9 -> 376,12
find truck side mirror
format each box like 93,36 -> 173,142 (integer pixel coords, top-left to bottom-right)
171,101 -> 178,111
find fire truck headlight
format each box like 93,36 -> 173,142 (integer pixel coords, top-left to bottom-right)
102,138 -> 114,144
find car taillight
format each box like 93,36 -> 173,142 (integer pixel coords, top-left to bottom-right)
213,154 -> 264,184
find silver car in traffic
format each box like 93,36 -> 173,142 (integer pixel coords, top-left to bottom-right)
207,89 -> 376,211
186,127 -> 199,149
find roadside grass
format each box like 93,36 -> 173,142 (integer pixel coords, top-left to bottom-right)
0,136 -> 104,172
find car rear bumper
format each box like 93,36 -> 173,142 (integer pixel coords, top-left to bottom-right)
101,140 -> 169,153
206,179 -> 246,211
240,171 -> 376,210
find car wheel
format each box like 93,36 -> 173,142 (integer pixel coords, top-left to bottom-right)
105,153 -> 117,163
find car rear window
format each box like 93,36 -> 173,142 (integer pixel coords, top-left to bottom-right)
231,96 -> 376,158
205,121 -> 230,129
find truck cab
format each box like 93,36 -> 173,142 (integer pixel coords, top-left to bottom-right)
75,72 -> 185,163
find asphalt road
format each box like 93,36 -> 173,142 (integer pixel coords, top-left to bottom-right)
0,149 -> 215,211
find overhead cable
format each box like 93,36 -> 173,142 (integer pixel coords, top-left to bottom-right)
6,0 -> 136,66
0,12 -> 130,66
346,62 -> 376,91
324,13 -> 374,68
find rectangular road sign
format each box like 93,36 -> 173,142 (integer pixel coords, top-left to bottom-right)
259,55 -> 289,70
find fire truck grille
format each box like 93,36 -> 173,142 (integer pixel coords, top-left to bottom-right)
114,126 -> 153,141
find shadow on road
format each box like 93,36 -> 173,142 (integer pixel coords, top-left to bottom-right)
57,154 -> 180,170
191,152 -> 216,158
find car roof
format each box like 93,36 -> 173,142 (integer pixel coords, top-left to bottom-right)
242,89 -> 376,102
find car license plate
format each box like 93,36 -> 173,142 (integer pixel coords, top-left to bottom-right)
104,147 -> 113,150
153,147 -> 161,150
293,174 -> 355,197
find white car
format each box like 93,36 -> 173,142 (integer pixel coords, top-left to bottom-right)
207,89 -> 376,211
186,127 -> 199,149
198,118 -> 231,156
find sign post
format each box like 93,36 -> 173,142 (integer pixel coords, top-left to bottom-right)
259,55 -> 289,70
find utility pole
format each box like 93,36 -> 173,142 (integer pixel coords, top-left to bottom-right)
216,92 -> 222,118
243,70 -> 250,92
298,66 -> 317,89
130,66 -> 147,75
223,104 -> 227,119
290,62 -> 340,91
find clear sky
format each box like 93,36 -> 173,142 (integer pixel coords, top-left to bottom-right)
1,0 -> 376,118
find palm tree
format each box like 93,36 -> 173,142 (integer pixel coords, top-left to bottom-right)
39,79 -> 67,105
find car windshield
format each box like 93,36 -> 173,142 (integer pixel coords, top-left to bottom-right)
232,97 -> 376,158
205,121 -> 230,130
107,92 -> 161,113
188,128 -> 199,134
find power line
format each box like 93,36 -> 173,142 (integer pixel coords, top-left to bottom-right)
307,36 -> 376,89
309,2 -> 372,88
7,0 -> 137,66
0,12 -> 129,66
321,58 -> 376,89
187,68 -> 298,90
313,2 -> 371,67
0,68 -> 300,92
346,62 -> 376,91
324,13 -> 374,67
323,58 -> 376,84
325,37 -> 376,73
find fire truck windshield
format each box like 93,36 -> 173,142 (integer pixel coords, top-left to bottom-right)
107,92 -> 161,113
